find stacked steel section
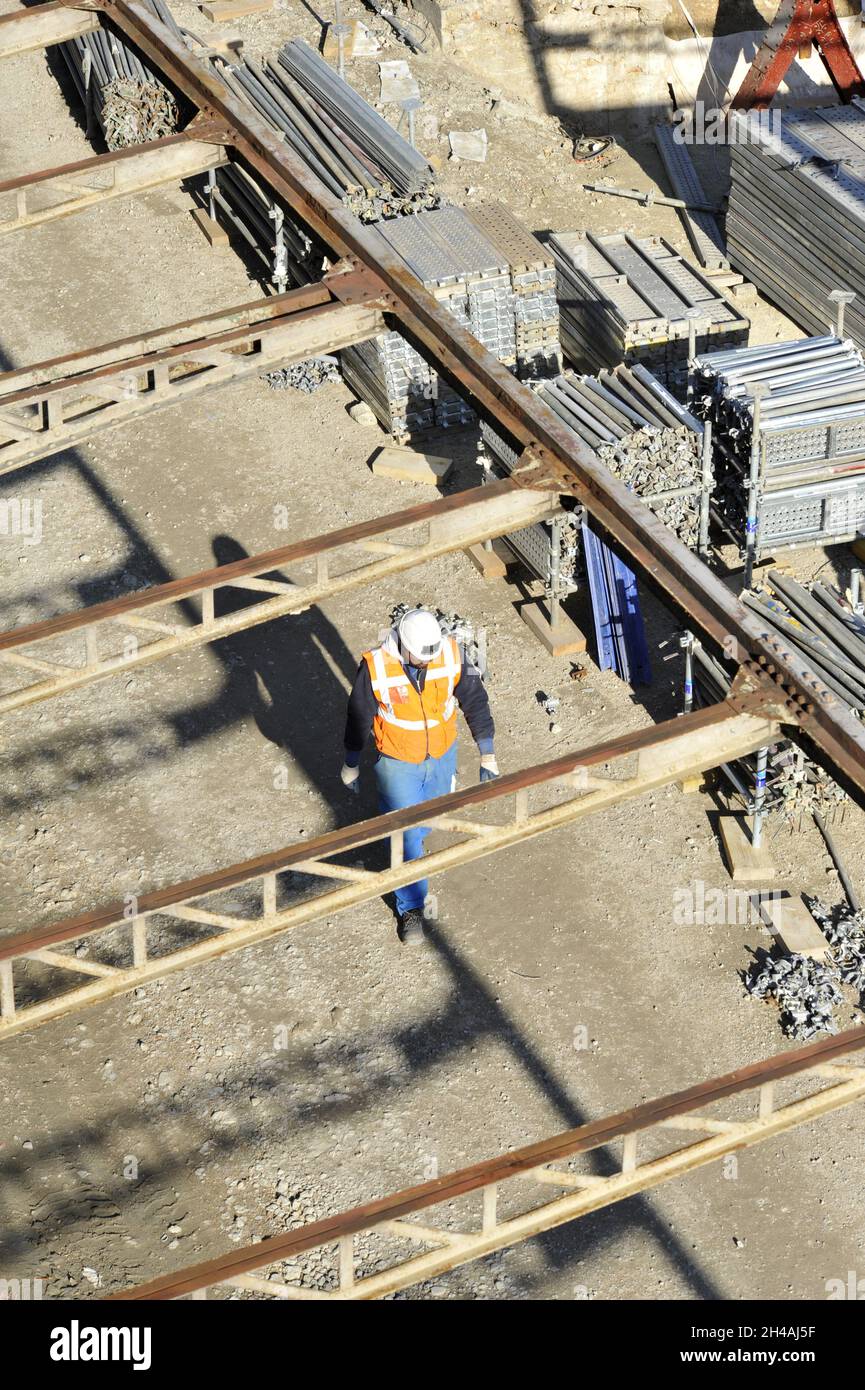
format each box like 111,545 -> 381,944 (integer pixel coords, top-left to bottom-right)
692,336 -> 865,561
479,364 -> 709,625
548,229 -> 748,392
727,105 -> 865,347
214,40 -> 439,223
59,0 -> 182,148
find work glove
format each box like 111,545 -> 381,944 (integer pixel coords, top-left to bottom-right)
479,753 -> 500,784
340,762 -> 360,795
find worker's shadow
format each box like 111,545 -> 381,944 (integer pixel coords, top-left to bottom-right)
209,535 -> 362,819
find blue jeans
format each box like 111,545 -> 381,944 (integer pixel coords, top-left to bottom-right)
375,741 -> 458,916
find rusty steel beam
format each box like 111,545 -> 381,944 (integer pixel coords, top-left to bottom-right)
0,698 -> 779,1039
0,479 -> 560,713
0,283 -> 385,476
0,0 -> 99,57
70,0 -> 865,803
0,130 -> 229,234
111,1026 -> 865,1299
732,0 -> 865,109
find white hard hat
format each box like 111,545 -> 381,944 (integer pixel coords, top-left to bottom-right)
398,608 -> 443,662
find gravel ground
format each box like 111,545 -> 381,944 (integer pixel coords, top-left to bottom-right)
0,0 -> 863,1302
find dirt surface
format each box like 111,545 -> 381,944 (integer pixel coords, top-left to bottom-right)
1,0 -> 864,1302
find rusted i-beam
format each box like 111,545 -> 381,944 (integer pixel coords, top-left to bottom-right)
111,1025 -> 865,1299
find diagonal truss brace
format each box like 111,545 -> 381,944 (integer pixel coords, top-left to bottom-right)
0,699 -> 780,1041
111,1026 -> 865,1299
0,131 -> 229,234
0,286 -> 385,477
0,480 -> 560,713
732,0 -> 865,109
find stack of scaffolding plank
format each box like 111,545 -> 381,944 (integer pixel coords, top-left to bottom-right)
727,104 -> 865,348
549,230 -> 749,393
343,205 -> 562,439
466,201 -> 562,380
692,335 -> 865,559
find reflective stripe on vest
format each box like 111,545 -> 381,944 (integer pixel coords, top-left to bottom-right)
363,635 -> 461,761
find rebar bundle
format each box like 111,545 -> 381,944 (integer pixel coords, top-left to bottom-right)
547,229 -> 748,393
727,104 -> 865,350
692,335 -> 865,557
59,0 -> 182,149
213,39 -> 438,224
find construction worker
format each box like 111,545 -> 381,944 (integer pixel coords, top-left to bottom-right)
341,607 -> 499,944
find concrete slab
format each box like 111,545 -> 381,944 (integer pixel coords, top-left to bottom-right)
719,813 -> 777,884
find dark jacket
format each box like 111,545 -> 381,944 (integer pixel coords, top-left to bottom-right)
344,654 -> 494,765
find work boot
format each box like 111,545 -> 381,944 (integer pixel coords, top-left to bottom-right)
399,909 -> 426,945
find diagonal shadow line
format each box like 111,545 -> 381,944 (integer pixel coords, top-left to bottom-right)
0,911 -> 726,1298
418,921 -> 725,1298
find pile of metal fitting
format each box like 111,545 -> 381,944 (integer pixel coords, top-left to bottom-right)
479,363 -> 707,612
727,104 -> 865,348
213,40 -> 439,223
344,204 -> 562,438
746,899 -> 865,1040
483,363 -> 709,549
684,611 -> 853,828
59,0 -> 182,149
547,229 -> 748,392
264,357 -> 341,393
692,336 -> 865,563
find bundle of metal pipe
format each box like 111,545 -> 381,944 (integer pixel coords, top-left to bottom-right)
547,229 -> 748,394
482,363 -> 709,550
692,335 -> 865,561
59,0 -> 182,149
210,37 -> 436,226
685,569 -> 860,828
727,105 -> 865,349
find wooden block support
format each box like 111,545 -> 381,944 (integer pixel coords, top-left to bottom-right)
520,599 -> 587,657
761,895 -> 831,960
371,446 -> 453,487
191,207 -> 229,247
465,540 -> 514,580
199,0 -> 272,21
718,814 -> 776,885
852,538 -> 865,563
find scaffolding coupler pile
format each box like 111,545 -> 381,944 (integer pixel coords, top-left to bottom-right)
59,0 -> 183,148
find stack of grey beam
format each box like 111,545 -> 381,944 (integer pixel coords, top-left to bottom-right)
692,336 -> 865,559
727,104 -> 865,348
213,40 -> 439,225
480,364 -> 708,594
548,229 -> 748,394
344,204 -> 562,438
59,0 -> 182,148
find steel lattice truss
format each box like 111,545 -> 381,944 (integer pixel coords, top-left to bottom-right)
1,0 -> 865,1302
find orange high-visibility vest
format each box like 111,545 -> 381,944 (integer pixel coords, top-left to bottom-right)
363,633 -> 461,764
